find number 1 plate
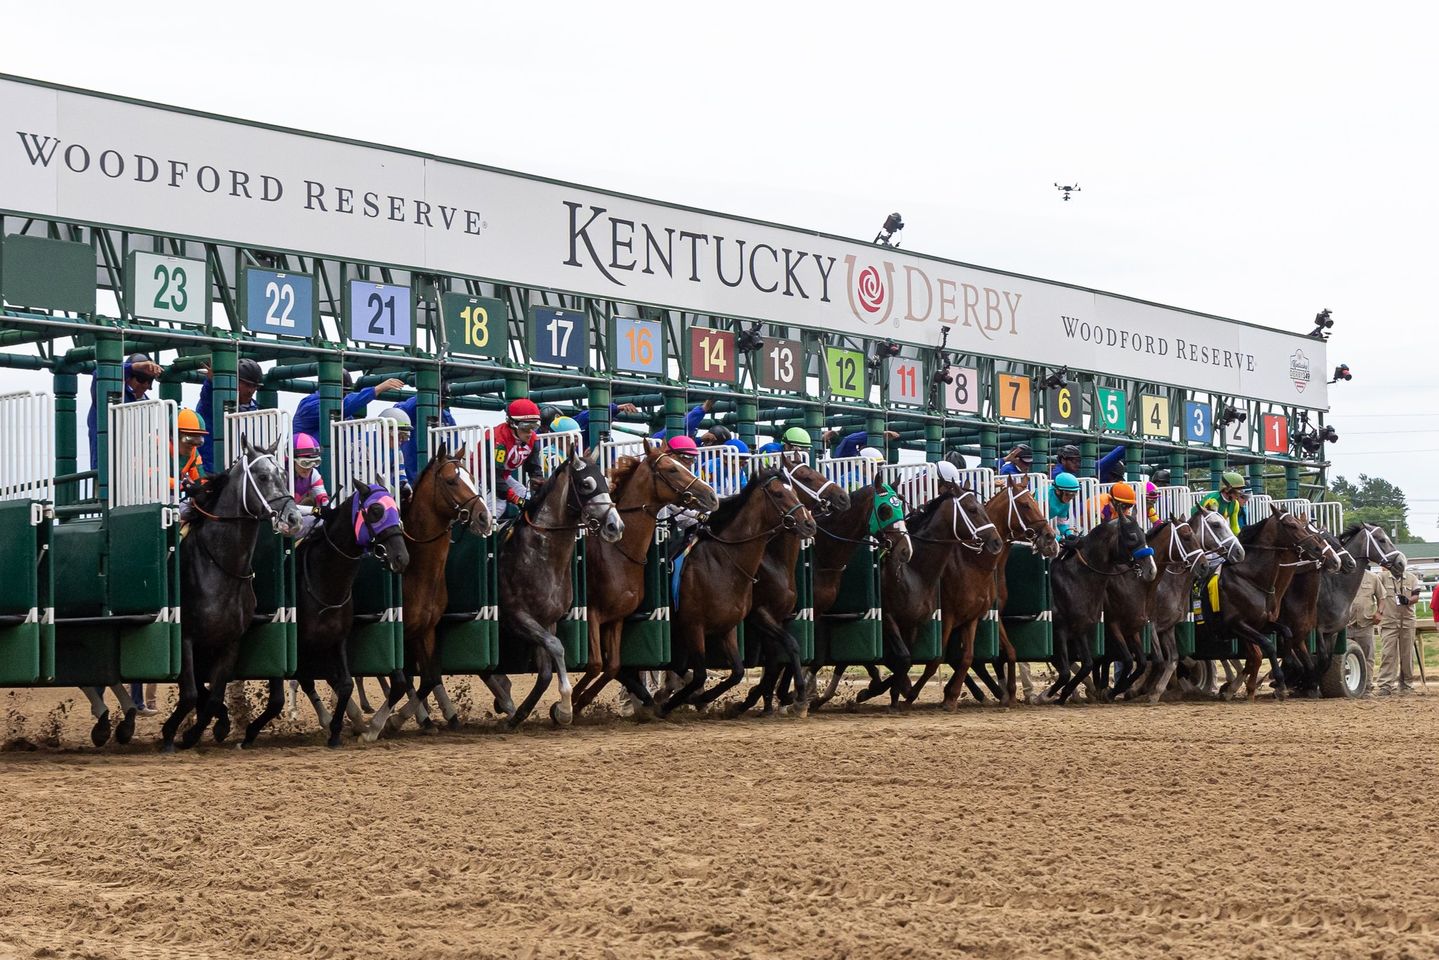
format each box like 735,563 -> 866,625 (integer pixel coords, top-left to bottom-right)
347,280 -> 414,347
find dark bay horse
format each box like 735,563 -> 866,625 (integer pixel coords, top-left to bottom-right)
572,445 -> 717,718
1275,522 -> 1351,695
492,447 -> 623,728
1046,513 -> 1157,705
242,480 -> 409,747
658,469 -> 814,716
161,437 -> 303,752
857,487 -> 1004,709
362,445 -> 495,737
1136,508 -> 1245,703
1207,507 -> 1331,701
1312,524 -> 1406,678
907,475 -> 1057,709
1099,518 -> 1205,701
730,457 -> 851,719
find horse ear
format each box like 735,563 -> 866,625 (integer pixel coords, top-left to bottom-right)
240,431 -> 252,452
264,436 -> 281,457
645,444 -> 662,462
1270,503 -> 1283,517
582,446 -> 599,465
453,442 -> 466,461
435,440 -> 449,461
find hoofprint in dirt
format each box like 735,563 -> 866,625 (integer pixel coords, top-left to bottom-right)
2,687 -> 1438,960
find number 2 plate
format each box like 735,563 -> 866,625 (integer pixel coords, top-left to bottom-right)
347,280 -> 413,347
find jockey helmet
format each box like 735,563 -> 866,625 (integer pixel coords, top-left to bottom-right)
294,433 -> 321,469
781,426 -> 811,446
859,446 -> 884,461
1054,472 -> 1081,493
705,424 -> 733,445
176,408 -> 207,435
936,460 -> 961,484
539,404 -> 562,427
667,435 -> 699,454
1144,481 -> 1158,497
379,406 -> 412,437
506,398 -> 542,427
1221,470 -> 1246,492
722,437 -> 750,454
1057,444 -> 1081,460
551,416 -> 581,434
943,450 -> 967,470
1109,481 -> 1137,505
237,358 -> 263,386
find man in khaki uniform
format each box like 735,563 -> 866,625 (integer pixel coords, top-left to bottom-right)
1377,567 -> 1421,695
1347,568 -> 1387,694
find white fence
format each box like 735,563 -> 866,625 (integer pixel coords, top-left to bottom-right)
879,462 -> 939,510
694,444 -> 749,499
533,429 -> 583,479
430,423 -> 498,515
108,398 -> 178,508
597,435 -> 660,475
1273,497 -> 1344,533
331,416 -> 401,499
225,408 -> 293,495
0,391 -> 53,508
1247,493 -> 1274,524
819,455 -> 880,493
1152,485 -> 1199,523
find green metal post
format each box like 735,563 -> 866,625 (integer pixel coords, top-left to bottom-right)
94,335 -> 123,500
504,372 -> 527,402
207,348 -> 238,464
925,421 -> 942,463
665,394 -> 686,438
866,412 -> 886,461
1249,462 -> 1266,499
587,382 -> 611,447
981,425 -> 999,473
54,372 -> 77,505
416,366 -> 440,468
1032,434 -> 1050,476
1169,450 -> 1186,488
737,397 -> 757,449
1210,456 -> 1224,492
1285,462 -> 1300,499
1081,438 -> 1098,480
805,406 -> 823,466
317,356 -> 344,484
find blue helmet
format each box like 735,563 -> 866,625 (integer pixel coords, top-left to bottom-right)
722,438 -> 750,455
1054,472 -> 1081,493
551,416 -> 581,434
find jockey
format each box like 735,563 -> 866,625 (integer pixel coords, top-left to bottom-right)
1196,470 -> 1250,535
377,406 -> 413,496
757,426 -> 813,463
86,352 -> 163,468
394,392 -> 455,481
494,398 -> 543,517
1049,471 -> 1082,540
176,409 -> 207,487
1050,444 -> 1082,481
1140,480 -> 1162,527
292,433 -> 329,537
292,370 -> 406,438
1097,444 -> 1128,483
546,415 -> 584,459
198,357 -> 262,472
650,397 -> 716,442
1099,480 -> 1138,523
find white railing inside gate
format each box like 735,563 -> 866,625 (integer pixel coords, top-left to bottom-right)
598,436 -> 660,476
955,467 -> 996,503
879,462 -> 938,511
0,391 -> 53,506
225,408 -> 294,496
533,429 -> 583,480
1152,485 -> 1199,523
1073,476 -> 1101,532
1247,493 -> 1274,523
429,423 -> 498,516
1270,497 -> 1345,534
331,416 -> 401,499
108,398 -> 178,508
819,456 -> 880,493
694,444 -> 749,499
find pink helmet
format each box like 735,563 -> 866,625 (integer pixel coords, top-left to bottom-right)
294,433 -> 321,454
666,435 -> 698,454
1145,481 -> 1158,496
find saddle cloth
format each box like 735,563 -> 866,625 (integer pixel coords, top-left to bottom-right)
670,536 -> 698,614
1193,571 -> 1222,623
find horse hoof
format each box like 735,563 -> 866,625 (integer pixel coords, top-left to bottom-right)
632,703 -> 655,723
212,717 -> 231,743
446,714 -> 462,731
240,738 -> 257,750
420,722 -> 439,736
90,713 -> 112,748
358,728 -> 380,744
792,702 -> 810,720
493,698 -> 515,718
159,740 -> 176,754
115,709 -> 137,745
326,737 -> 343,749
550,702 -> 574,727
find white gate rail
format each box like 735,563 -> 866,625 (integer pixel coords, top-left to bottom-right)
0,391 -> 53,509
694,444 -> 749,499
331,416 -> 401,499
108,398 -> 178,508
225,408 -> 293,495
534,429 -> 583,479
430,423 -> 498,515
819,455 -> 880,493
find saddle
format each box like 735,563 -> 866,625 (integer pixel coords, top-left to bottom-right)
1193,570 -> 1222,623
670,536 -> 699,613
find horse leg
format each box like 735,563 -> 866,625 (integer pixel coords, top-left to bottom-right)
181,653 -> 234,750
479,671 -> 517,721
1147,629 -> 1180,705
943,622 -> 981,711
109,682 -> 138,745
1044,633 -> 1072,702
777,623 -> 808,717
363,668 -> 415,742
907,660 -> 942,705
242,678 -> 286,747
811,665 -> 846,711
160,637 -> 197,753
692,628 -> 744,711
300,677 -> 331,728
1057,631 -> 1095,705
1110,633 -> 1140,700
328,672 -> 356,748
82,687 -> 112,747
569,615 -> 605,713
429,680 -> 460,727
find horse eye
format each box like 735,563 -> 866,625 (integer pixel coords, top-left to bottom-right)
877,504 -> 893,520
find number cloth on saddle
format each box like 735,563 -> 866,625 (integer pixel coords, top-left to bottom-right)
1192,570 -> 1223,623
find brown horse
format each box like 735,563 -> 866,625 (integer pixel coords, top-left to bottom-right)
657,469 -> 815,716
361,444 -> 495,738
908,475 -> 1058,708
572,445 -> 718,717
729,457 -> 852,718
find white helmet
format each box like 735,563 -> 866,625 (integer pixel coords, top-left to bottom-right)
859,446 -> 884,461
379,407 -> 413,432
936,460 -> 961,483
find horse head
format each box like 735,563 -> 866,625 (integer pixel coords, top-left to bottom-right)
569,447 -> 624,543
994,475 -> 1058,559
1114,513 -> 1157,582
643,444 -> 720,514
782,456 -> 851,517
1160,515 -> 1206,572
239,434 -> 304,537
1352,522 -> 1406,575
766,474 -> 817,539
1270,505 -> 1330,567
1316,525 -> 1355,574
353,478 -> 410,573
430,442 -> 496,538
953,485 -> 1003,556
1192,505 -> 1244,563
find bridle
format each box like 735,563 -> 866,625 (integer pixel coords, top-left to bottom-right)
187,450 -> 297,524
523,457 -> 615,535
703,476 -> 808,545
303,486 -> 404,613
1192,509 -> 1243,562
909,490 -> 997,553
1354,523 -> 1405,573
1072,519 -> 1156,577
1000,483 -> 1048,545
782,463 -> 841,516
404,457 -> 487,544
618,451 -> 710,518
1159,520 -> 1205,573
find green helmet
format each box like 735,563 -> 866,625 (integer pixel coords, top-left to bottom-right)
1053,472 -> 1081,493
1221,470 -> 1246,491
782,426 -> 811,446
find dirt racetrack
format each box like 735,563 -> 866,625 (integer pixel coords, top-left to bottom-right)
2,680 -> 1437,960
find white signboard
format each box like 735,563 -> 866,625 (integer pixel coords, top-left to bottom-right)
0,75 -> 1326,407
125,251 -> 207,325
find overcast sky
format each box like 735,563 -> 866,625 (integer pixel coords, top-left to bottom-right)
5,3 -> 1436,528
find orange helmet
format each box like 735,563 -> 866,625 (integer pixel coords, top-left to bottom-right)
177,408 -> 207,434
1109,481 -> 1136,505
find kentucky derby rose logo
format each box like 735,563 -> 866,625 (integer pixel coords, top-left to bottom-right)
843,256 -> 896,326
856,266 -> 885,314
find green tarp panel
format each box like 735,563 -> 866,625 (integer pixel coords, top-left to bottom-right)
235,530 -> 296,679
110,506 -> 180,681
0,500 -> 54,684
620,537 -> 670,668
823,545 -> 882,663
436,529 -> 499,674
788,547 -> 815,664
348,557 -> 403,676
1002,545 -> 1053,661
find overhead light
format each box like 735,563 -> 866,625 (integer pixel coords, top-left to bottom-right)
735,322 -> 765,353
874,212 -> 905,247
1218,404 -> 1248,428
1041,367 -> 1069,390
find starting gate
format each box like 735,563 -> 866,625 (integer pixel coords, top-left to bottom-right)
596,437 -> 672,669
227,409 -> 297,679
818,456 -> 884,664
331,416 -> 404,677
0,392 -> 54,684
429,423 -> 501,675
1002,473 -> 1055,662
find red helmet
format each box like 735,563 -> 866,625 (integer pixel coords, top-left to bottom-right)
506,398 -> 541,424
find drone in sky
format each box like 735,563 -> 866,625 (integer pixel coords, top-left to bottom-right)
1054,182 -> 1081,201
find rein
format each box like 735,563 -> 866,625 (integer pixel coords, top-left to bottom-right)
188,451 -> 294,523
702,479 -> 804,545
404,459 -> 484,544
908,491 -> 995,551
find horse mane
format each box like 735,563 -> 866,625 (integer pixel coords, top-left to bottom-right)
1340,521 -> 1368,540
522,463 -> 569,519
907,493 -> 953,535
607,455 -> 641,496
1236,514 -> 1273,544
704,467 -> 783,533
